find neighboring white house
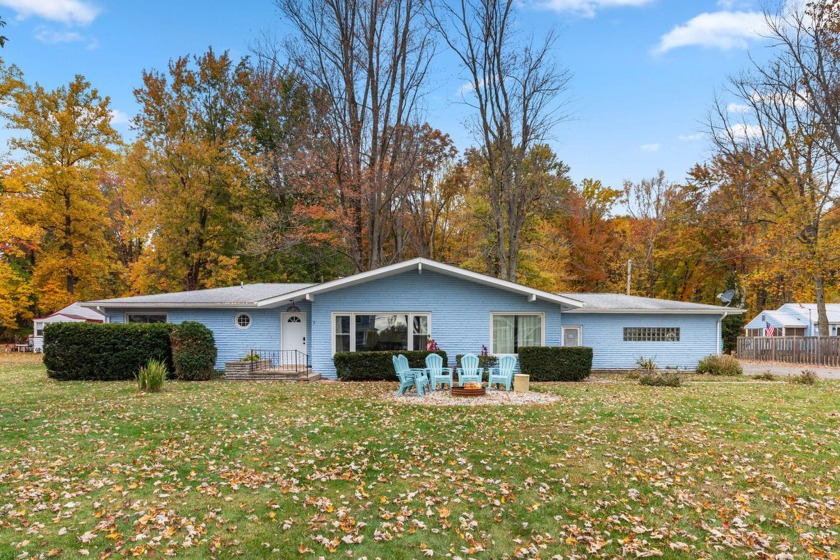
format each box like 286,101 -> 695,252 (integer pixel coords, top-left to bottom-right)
744,303 -> 840,337
32,302 -> 105,352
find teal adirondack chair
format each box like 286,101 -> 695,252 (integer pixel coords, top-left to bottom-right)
487,354 -> 517,391
457,354 -> 484,386
426,353 -> 453,390
392,354 -> 429,396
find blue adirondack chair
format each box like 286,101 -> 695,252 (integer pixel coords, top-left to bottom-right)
487,354 -> 517,391
425,353 -> 453,390
392,354 -> 429,396
457,353 -> 484,386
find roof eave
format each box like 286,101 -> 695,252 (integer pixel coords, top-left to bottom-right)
80,302 -> 261,309
566,308 -> 745,315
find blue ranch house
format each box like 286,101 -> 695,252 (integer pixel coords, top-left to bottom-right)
82,258 -> 742,377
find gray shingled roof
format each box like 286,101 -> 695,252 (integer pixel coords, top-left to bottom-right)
559,293 -> 738,313
86,283 -> 316,306
37,302 -> 106,321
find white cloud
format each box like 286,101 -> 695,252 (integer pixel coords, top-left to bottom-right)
0,0 -> 100,25
540,0 -> 654,17
109,109 -> 130,126
728,123 -> 762,140
640,143 -> 661,152
716,0 -> 754,9
727,102 -> 751,113
654,10 -> 768,54
34,25 -> 98,48
678,133 -> 704,142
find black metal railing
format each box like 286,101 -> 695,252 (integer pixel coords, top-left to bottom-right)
245,349 -> 312,374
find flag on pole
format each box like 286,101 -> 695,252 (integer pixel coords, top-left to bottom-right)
765,322 -> 775,337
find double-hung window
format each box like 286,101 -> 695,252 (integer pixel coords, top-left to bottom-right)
333,313 -> 430,353
491,313 -> 544,354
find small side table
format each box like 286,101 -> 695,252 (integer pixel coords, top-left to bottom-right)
514,374 -> 529,393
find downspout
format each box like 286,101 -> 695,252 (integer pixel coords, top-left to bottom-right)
717,311 -> 729,356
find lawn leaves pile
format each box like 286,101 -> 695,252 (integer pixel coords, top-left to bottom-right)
1,354 -> 838,558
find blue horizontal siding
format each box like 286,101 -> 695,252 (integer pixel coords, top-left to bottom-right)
105,304 -> 311,370
565,313 -> 720,370
310,270 -> 563,378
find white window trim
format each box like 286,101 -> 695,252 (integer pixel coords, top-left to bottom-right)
489,312 -> 546,355
234,312 -> 252,329
125,312 -> 168,323
331,312 -> 432,355
561,324 -> 583,347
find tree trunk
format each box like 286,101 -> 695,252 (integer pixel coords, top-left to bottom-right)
63,191 -> 76,295
814,274 -> 829,336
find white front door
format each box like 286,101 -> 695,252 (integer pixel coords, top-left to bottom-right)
281,312 -> 307,363
562,326 -> 581,347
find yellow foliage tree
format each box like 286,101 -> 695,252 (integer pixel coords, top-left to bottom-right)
126,49 -> 252,292
1,70 -> 121,314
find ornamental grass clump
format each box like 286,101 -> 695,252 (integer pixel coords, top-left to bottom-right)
634,356 -> 682,387
639,371 -> 682,387
137,359 -> 166,393
696,354 -> 743,376
789,370 -> 818,385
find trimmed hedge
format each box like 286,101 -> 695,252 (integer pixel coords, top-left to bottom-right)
518,346 -> 593,382
170,321 -> 217,380
335,350 -> 448,381
44,322 -> 174,381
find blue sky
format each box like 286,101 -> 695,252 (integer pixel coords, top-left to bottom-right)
0,0 -> 777,189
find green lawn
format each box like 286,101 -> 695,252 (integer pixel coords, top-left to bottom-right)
1,355 -> 838,559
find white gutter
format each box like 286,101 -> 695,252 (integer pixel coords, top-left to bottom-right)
716,310 -> 729,356
80,302 -> 261,309
564,308 -> 746,315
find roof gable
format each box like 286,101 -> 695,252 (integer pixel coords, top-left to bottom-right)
744,310 -> 806,329
779,303 -> 840,324
255,258 -> 584,309
35,302 -> 106,321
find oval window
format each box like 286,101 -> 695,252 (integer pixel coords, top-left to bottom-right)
235,313 -> 252,329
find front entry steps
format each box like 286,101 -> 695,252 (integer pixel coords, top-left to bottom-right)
226,368 -> 321,382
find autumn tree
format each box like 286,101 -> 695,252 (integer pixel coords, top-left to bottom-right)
709,1 -> 840,335
559,179 -> 623,292
622,171 -> 678,297
246,57 -> 354,282
1,70 -> 121,313
128,49 -> 253,293
428,0 -> 571,281
392,124 -> 462,260
274,0 -> 434,272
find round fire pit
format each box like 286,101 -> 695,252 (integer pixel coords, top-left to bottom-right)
451,384 -> 486,397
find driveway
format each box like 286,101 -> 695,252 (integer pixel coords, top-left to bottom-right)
738,360 -> 840,380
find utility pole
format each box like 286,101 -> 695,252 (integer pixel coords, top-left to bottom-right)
626,260 -> 632,295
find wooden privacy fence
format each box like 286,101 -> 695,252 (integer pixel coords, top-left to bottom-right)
737,336 -> 840,366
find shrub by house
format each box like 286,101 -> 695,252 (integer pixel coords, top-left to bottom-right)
335,350 -> 447,381
170,321 -> 217,380
518,346 -> 593,382
44,322 -> 173,381
696,354 -> 743,376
